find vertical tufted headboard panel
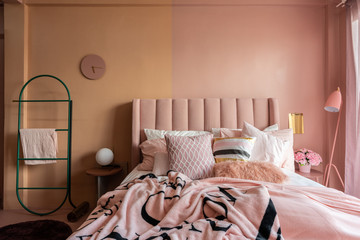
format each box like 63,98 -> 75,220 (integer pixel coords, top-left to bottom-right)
131,98 -> 280,170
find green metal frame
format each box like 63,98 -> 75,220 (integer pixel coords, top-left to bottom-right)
15,74 -> 76,216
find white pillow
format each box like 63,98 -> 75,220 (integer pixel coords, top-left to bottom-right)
264,123 -> 279,132
267,128 -> 295,172
212,123 -> 279,138
242,122 -> 288,167
144,129 -> 209,140
211,128 -> 223,138
152,152 -> 169,176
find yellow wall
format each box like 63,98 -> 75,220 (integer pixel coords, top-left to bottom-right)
4,3 -> 28,210
4,2 -> 172,209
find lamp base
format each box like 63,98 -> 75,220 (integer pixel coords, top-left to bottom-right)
323,163 -> 345,189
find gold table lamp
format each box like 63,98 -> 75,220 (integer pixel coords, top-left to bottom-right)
289,113 -> 304,134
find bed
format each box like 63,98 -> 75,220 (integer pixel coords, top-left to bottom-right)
68,98 -> 360,240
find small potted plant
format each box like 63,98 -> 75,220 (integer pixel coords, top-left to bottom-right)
294,148 -> 322,173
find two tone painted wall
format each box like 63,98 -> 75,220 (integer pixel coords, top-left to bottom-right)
3,0 -> 345,210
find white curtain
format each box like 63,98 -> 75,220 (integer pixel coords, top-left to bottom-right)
345,0 -> 360,198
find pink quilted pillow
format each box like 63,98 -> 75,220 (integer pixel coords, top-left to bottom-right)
165,133 -> 215,180
153,152 -> 169,176
138,138 -> 167,171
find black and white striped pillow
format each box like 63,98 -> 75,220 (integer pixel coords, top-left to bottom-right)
213,137 -> 256,163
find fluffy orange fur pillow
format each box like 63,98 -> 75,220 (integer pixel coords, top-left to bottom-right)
213,161 -> 288,184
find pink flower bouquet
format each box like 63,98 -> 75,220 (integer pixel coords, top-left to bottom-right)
294,148 -> 322,166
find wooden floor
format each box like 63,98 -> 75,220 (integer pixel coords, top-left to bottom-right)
0,208 -> 88,232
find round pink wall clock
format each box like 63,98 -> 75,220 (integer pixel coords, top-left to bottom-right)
80,54 -> 106,80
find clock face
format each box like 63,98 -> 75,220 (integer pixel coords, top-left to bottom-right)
80,54 -> 106,80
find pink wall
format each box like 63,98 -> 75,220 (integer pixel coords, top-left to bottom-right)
172,3 -> 342,181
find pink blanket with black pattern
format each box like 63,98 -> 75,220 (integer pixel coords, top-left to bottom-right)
68,171 -> 360,239
68,171 -> 282,239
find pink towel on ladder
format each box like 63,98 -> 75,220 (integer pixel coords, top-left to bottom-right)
19,129 -> 58,165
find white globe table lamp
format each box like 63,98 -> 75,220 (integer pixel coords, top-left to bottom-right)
95,148 -> 114,166
89,148 -> 121,199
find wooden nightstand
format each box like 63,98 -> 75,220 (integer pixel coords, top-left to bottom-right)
86,166 -> 122,199
295,169 -> 324,185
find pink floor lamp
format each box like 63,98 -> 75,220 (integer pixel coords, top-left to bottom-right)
323,87 -> 345,188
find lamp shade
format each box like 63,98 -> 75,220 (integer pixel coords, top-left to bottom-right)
324,87 -> 342,112
288,113 -> 304,134
95,148 -> 114,166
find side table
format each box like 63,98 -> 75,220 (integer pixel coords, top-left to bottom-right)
86,166 -> 122,199
295,169 -> 324,185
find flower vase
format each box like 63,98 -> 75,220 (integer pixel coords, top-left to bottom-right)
299,164 -> 311,173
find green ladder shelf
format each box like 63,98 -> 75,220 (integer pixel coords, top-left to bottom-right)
15,74 -> 76,216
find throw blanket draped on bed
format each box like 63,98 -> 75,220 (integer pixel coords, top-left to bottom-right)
69,171 -> 360,240
69,171 -> 282,239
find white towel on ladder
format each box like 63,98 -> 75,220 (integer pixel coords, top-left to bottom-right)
20,129 -> 58,165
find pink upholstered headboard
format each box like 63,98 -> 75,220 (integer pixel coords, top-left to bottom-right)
131,98 -> 280,170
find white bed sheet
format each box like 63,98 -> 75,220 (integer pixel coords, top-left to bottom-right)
121,165 -> 324,187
